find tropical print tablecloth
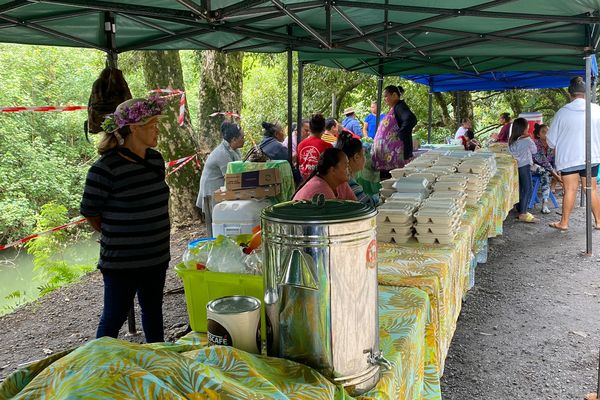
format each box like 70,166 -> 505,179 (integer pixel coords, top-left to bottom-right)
0,153 -> 518,400
0,287 -> 438,400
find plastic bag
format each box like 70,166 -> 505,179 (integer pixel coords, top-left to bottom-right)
206,236 -> 247,273
183,238 -> 215,270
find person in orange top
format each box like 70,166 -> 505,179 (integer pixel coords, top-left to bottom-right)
293,147 -> 357,201
297,113 -> 332,180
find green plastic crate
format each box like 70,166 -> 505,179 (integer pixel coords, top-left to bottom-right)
174,263 -> 265,337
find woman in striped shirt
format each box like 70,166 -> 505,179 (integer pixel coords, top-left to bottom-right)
80,96 -> 170,343
336,131 -> 380,207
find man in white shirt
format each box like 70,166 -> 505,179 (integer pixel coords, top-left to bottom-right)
547,76 -> 600,231
454,118 -> 472,140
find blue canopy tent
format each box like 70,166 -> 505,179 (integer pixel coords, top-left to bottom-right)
403,69 -> 587,92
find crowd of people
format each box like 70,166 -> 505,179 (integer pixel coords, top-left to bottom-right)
78,76 -> 600,344
195,84 -> 418,213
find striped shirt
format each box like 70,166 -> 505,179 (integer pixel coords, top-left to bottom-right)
80,148 -> 171,270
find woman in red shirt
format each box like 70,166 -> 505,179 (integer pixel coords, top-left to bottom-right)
297,113 -> 332,180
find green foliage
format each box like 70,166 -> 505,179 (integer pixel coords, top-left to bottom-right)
25,202 -> 95,296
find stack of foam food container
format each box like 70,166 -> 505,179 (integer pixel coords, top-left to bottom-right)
456,157 -> 494,206
413,191 -> 465,245
376,176 -> 430,243
376,201 -> 419,244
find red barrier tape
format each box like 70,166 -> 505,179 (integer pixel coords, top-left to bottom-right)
0,218 -> 86,252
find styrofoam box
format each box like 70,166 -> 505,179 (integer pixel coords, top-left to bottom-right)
212,199 -> 272,236
381,178 -> 397,190
377,233 -> 414,243
378,222 -> 413,235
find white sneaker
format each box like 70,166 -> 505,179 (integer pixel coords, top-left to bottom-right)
542,204 -> 551,214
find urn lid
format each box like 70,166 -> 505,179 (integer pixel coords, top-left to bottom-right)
262,194 -> 376,224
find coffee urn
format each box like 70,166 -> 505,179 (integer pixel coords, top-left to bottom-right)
262,196 -> 389,395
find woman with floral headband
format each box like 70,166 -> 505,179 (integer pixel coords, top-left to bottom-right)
80,95 -> 170,343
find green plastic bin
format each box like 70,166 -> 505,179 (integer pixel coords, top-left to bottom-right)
174,263 -> 265,338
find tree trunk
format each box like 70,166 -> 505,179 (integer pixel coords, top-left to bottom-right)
504,89 -> 523,118
452,91 -> 473,128
333,77 -> 368,119
140,50 -> 200,227
433,92 -> 451,127
197,51 -> 244,153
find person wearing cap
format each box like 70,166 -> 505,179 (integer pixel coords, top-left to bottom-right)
547,76 -> 600,231
372,85 -> 417,179
196,122 -> 245,213
80,95 -> 171,343
341,107 -> 363,137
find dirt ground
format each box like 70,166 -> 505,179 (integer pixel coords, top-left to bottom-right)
1,201 -> 600,400
442,201 -> 600,399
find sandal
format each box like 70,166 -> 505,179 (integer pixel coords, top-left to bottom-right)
549,222 -> 568,231
518,213 -> 539,223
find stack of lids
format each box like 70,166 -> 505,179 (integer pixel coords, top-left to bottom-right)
376,201 -> 419,243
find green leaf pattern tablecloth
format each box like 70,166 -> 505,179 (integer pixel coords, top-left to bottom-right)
0,155 -> 518,400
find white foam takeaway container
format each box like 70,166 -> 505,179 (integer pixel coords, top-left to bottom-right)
212,199 -> 272,236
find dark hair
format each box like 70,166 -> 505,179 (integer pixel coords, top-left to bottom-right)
293,148 -> 346,196
325,118 -> 337,131
508,117 -> 529,145
500,112 -> 511,122
533,123 -> 548,139
309,113 -> 326,134
465,129 -> 475,140
384,85 -> 402,96
336,130 -> 362,159
568,76 -> 585,96
461,118 -> 470,124
221,121 -> 242,142
262,121 -> 282,138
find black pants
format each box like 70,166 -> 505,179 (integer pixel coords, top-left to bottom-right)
517,164 -> 533,214
97,265 -> 167,343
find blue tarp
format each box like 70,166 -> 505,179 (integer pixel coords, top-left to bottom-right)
403,63 -> 597,93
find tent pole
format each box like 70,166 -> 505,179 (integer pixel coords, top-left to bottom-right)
585,54 -> 593,255
287,39 -> 293,164
427,89 -> 433,144
376,76 -> 384,130
297,60 -> 304,169
104,12 -> 118,68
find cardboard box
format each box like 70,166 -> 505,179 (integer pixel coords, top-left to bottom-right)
225,168 -> 281,190
214,184 -> 281,202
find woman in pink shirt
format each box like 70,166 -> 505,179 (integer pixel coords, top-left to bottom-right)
293,148 -> 357,201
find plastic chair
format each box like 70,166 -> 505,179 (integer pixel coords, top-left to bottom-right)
528,174 -> 559,209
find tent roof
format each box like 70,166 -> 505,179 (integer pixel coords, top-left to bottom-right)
0,1 -> 599,74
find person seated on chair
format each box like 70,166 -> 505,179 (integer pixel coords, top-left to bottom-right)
532,123 -> 562,214
293,148 -> 357,201
461,129 -> 481,151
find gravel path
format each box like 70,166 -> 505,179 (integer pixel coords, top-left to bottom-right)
2,204 -> 600,400
442,202 -> 600,399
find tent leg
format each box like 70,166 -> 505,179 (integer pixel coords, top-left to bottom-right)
297,61 -> 304,169
286,45 -> 293,164
585,54 -> 593,255
104,12 -> 118,68
375,76 -> 384,128
427,90 -> 433,144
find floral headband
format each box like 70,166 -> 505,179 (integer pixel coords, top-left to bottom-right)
101,95 -> 166,133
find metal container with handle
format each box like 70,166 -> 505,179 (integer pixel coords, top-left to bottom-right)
262,195 -> 389,395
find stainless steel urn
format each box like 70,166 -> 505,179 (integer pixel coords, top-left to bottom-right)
261,196 -> 389,395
